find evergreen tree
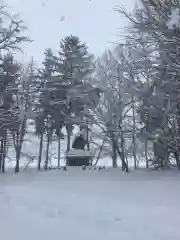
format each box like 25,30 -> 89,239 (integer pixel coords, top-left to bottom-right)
58,35 -> 95,151
41,36 -> 99,155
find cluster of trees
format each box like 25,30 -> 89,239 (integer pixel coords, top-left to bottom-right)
0,5 -> 100,172
91,0 -> 180,171
1,0 -> 180,173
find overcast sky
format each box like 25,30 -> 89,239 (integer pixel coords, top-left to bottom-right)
5,0 -> 135,65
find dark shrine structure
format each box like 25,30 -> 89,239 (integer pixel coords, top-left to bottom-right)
72,134 -> 87,150
66,133 -> 91,166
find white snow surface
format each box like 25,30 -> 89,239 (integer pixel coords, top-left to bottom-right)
0,168 -> 180,240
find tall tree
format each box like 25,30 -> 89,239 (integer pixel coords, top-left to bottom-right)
59,35 -> 94,151
116,0 -> 180,168
0,3 -> 31,172
92,49 -> 131,171
0,54 -> 19,172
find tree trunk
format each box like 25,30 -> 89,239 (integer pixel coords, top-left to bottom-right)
120,133 -> 127,171
112,138 -> 128,172
37,132 -> 43,170
94,139 -> 105,166
176,103 -> 180,168
174,151 -> 180,169
0,139 -> 3,171
1,147 -> 5,173
145,139 -> 148,168
112,139 -> 117,168
58,136 -> 61,169
44,135 -> 50,170
2,131 -> 7,173
15,145 -> 21,173
175,92 -> 180,169
132,95 -> 137,169
14,117 -> 26,173
172,113 -> 180,169
117,114 -> 128,171
163,153 -> 168,169
86,122 -> 90,151
67,131 -> 71,152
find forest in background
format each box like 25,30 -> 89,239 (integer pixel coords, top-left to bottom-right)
0,0 -> 180,173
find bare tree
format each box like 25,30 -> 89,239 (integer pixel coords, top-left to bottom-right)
0,4 -> 31,53
12,66 -> 34,173
0,4 -> 32,173
91,49 -> 133,171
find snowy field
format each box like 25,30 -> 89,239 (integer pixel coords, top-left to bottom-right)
0,168 -> 180,240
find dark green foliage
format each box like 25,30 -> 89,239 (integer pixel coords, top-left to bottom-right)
39,35 -> 99,133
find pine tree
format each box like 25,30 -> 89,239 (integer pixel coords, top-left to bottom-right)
42,36 -> 99,152
58,35 -> 95,151
36,36 -> 101,168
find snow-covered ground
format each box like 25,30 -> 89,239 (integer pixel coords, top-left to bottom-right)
0,168 -> 180,240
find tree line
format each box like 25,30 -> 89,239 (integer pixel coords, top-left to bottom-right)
0,0 -> 180,173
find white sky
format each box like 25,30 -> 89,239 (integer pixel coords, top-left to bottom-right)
4,0 -> 134,65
